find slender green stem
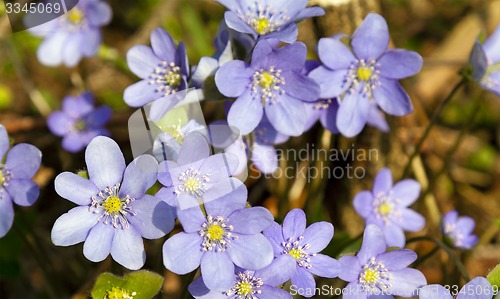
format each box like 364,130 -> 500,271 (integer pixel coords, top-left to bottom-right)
406,236 -> 471,281
413,246 -> 440,267
180,270 -> 197,299
402,79 -> 466,178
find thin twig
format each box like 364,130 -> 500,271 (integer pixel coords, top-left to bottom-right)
402,78 -> 466,178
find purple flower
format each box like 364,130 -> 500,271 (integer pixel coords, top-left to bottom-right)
338,224 -> 427,298
215,40 -> 320,136
27,0 -> 112,67
152,119 -> 206,162
191,21 -> 255,89
0,125 -> 41,238
51,136 -> 175,270
189,254 -> 295,298
442,210 -> 478,250
162,184 -> 275,291
124,28 -> 189,114
470,24 -> 500,96
215,0 -> 324,43
250,115 -> 289,174
419,277 -> 493,299
353,168 -> 425,248
309,13 -> 423,137
263,209 -> 341,298
155,132 -> 240,211
47,92 -> 112,153
303,61 -> 389,134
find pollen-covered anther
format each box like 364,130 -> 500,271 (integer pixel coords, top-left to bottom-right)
238,2 -> 290,35
373,192 -> 401,225
282,236 -> 314,269
67,8 -> 85,25
90,183 -> 137,229
105,286 -> 137,299
344,59 -> 381,98
174,167 -> 210,198
313,99 -> 333,110
0,164 -> 12,200
226,271 -> 264,299
161,122 -> 185,143
149,61 -> 183,96
359,257 -> 392,293
199,215 -> 238,252
251,67 -> 286,105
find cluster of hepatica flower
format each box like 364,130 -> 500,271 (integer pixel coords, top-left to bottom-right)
5,0 -> 498,298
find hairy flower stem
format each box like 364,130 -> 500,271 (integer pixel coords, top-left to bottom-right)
402,78 -> 466,179
419,95 -> 483,201
306,129 -> 333,221
406,236 -> 471,281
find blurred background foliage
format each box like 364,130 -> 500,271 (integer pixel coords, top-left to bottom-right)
0,0 -> 499,298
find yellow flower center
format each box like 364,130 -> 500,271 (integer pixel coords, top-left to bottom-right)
254,18 -> 270,35
163,125 -> 184,143
184,178 -> 200,193
165,70 -> 182,87
74,120 -> 86,131
259,72 -> 275,89
361,269 -> 380,283
102,196 -> 123,213
105,287 -> 136,299
0,172 -> 3,184
288,249 -> 302,260
377,203 -> 392,216
207,224 -> 224,241
67,8 -> 85,25
236,282 -> 253,295
357,67 -> 372,81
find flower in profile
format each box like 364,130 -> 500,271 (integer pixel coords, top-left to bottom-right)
124,28 -> 189,112
263,209 -> 341,298
51,136 -> 175,270
215,40 -> 320,136
156,132 -> 239,211
0,125 -> 42,238
189,254 -> 295,298
191,20 -> 255,89
470,24 -> 500,97
419,277 -> 493,299
215,0 -> 324,43
303,60 -> 389,134
27,0 -> 112,67
353,168 -> 425,248
47,92 -> 112,153
309,13 -> 423,137
442,210 -> 478,250
152,119 -> 206,162
163,184 -> 274,291
338,224 -> 427,298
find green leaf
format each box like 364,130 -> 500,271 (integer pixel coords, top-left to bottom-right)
91,270 -> 164,299
77,170 -> 89,179
123,271 -> 164,299
487,263 -> 500,288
